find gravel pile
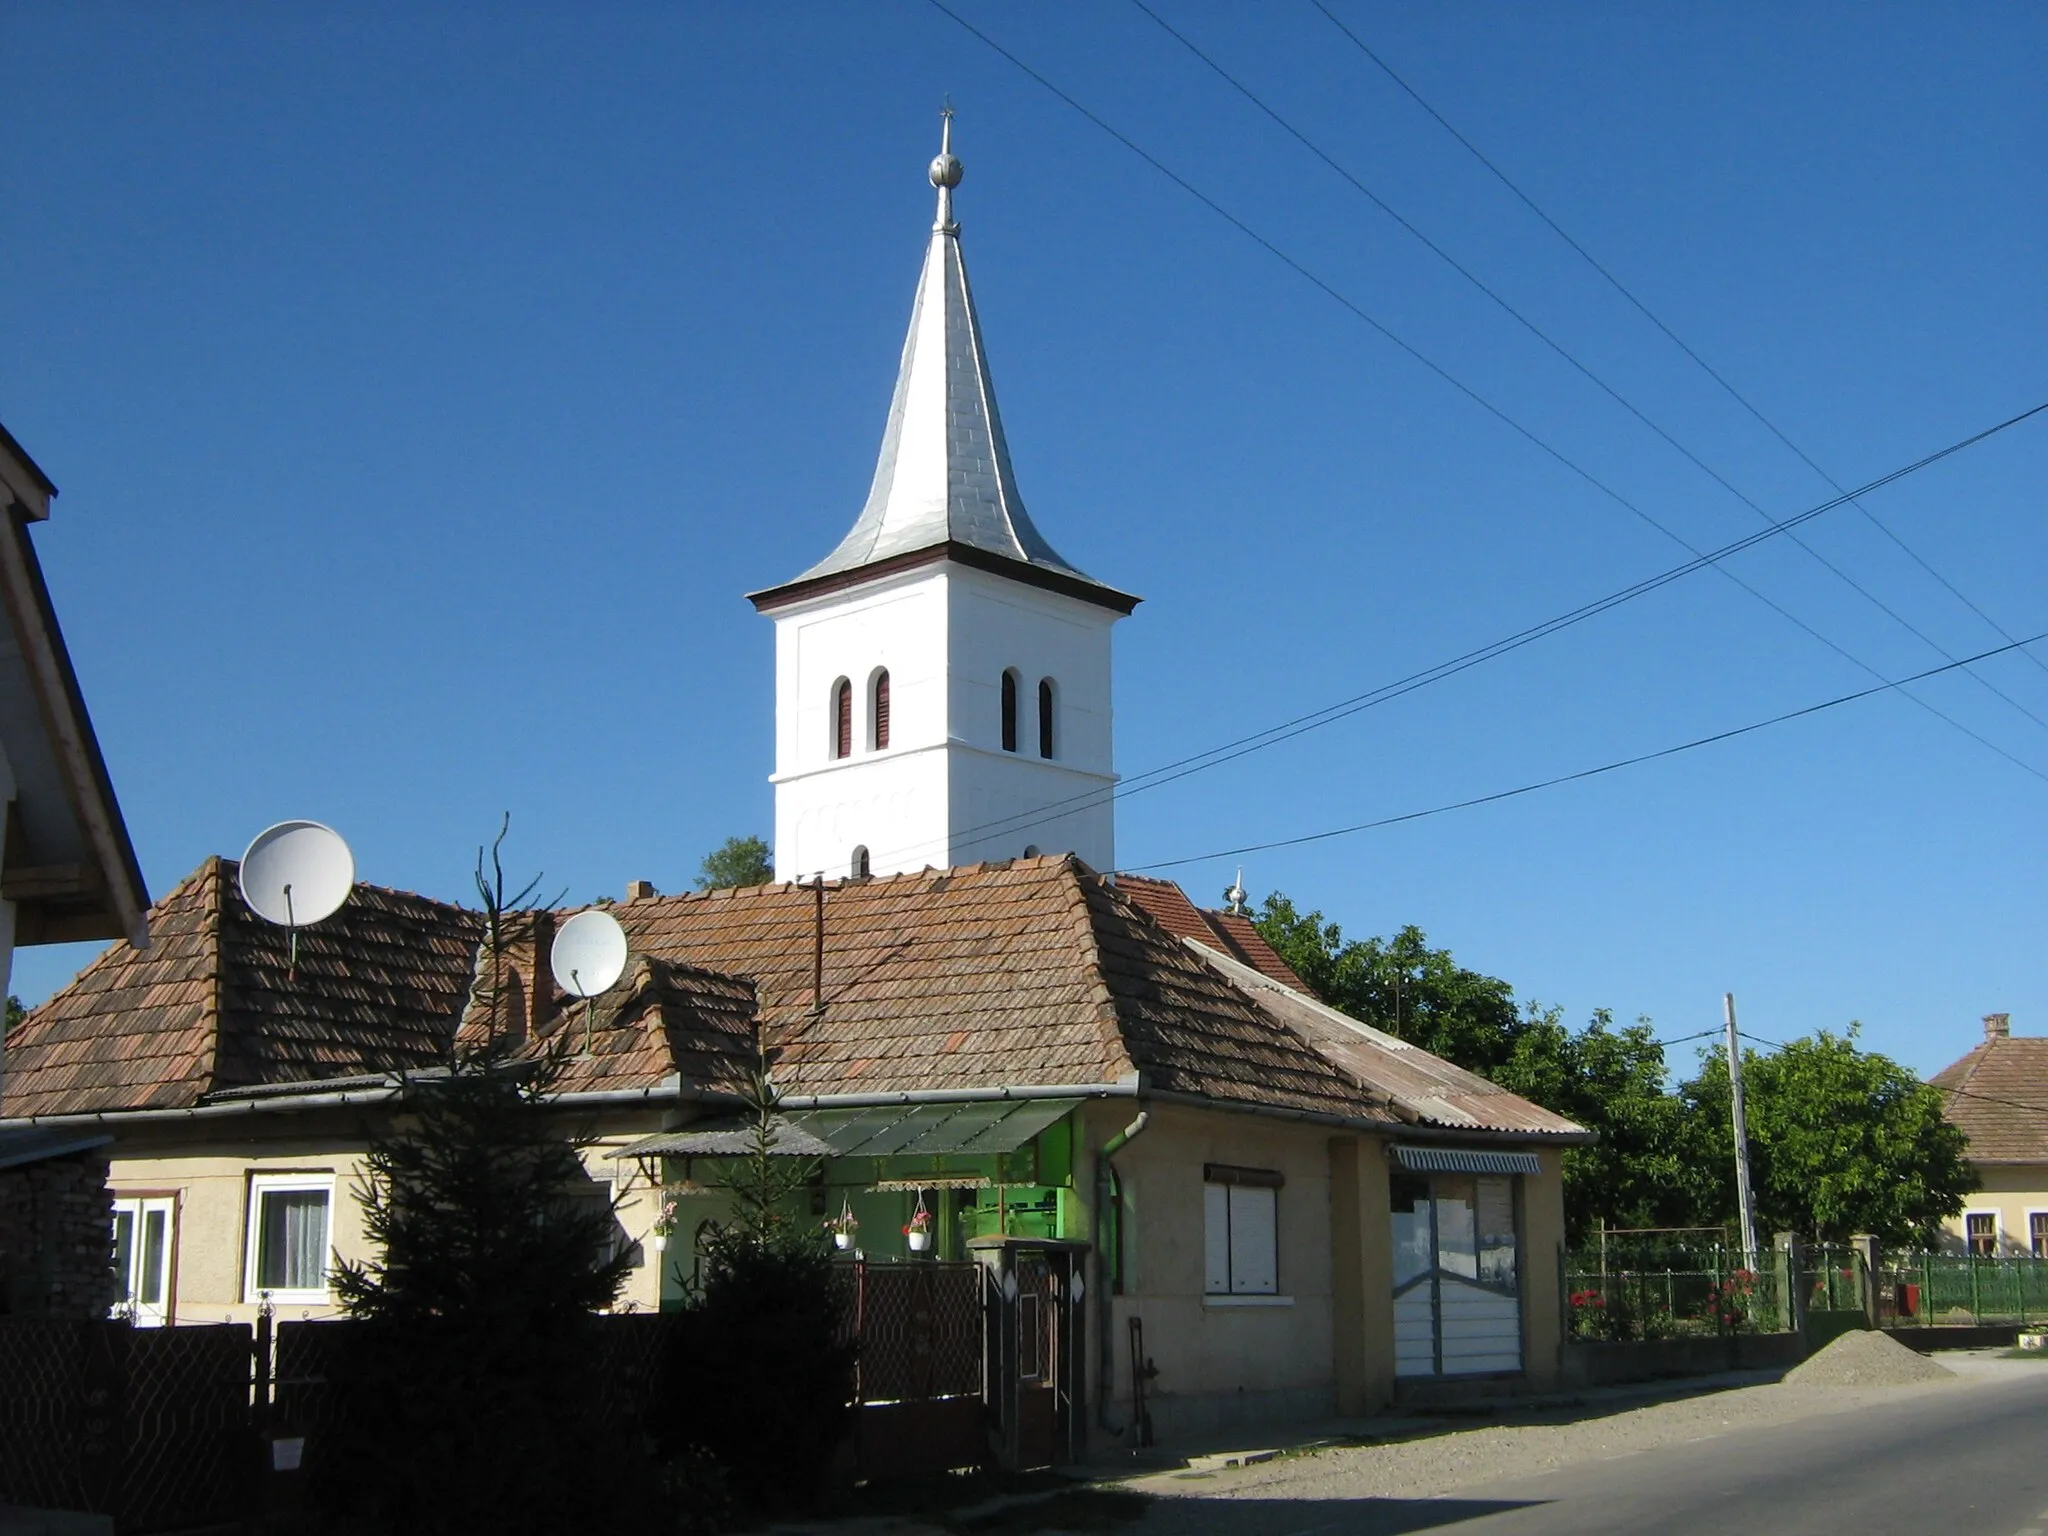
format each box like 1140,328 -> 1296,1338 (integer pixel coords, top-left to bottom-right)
1784,1328 -> 1955,1387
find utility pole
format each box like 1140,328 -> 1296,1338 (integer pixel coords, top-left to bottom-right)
1725,992 -> 1761,1272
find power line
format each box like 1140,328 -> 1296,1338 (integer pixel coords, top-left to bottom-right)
922,0 -> 2048,802
862,402 -> 2048,873
1128,0 -> 2048,736
1126,631 -> 2045,874
1309,0 -> 2048,685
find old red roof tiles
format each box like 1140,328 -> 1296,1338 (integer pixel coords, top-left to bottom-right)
4,852 -> 1582,1142
1931,1028 -> 2048,1165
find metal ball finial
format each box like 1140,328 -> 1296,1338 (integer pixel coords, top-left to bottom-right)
929,152 -> 964,190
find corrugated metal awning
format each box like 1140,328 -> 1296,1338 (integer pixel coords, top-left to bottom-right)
1392,1145 -> 1543,1176
0,1127 -> 113,1171
794,1098 -> 1081,1157
609,1098 -> 1082,1163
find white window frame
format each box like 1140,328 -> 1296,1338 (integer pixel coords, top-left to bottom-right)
244,1173 -> 337,1305
111,1193 -> 177,1327
1961,1207 -> 2000,1256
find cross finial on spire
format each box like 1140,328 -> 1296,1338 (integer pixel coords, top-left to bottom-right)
929,100 -> 963,234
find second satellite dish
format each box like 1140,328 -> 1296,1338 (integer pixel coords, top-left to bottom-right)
239,821 -> 355,928
552,908 -> 628,999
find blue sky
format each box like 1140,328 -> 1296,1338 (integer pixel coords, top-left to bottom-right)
4,3 -> 2041,1077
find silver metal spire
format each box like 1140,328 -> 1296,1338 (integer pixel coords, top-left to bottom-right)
755,113 -> 1135,613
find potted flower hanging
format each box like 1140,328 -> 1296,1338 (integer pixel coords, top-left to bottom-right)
827,1200 -> 859,1251
903,1195 -> 932,1253
650,1190 -> 680,1253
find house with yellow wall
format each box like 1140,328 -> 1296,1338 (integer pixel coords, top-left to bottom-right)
1931,1013 -> 2048,1258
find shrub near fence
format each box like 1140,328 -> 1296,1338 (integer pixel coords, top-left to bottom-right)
1565,1248 -> 1784,1343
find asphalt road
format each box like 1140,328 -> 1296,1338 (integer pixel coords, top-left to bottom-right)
1144,1364 -> 2048,1536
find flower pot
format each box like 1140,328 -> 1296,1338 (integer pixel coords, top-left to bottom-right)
907,1230 -> 930,1252
833,1231 -> 853,1251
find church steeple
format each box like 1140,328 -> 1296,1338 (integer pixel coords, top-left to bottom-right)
752,117 -> 1133,885
751,114 -> 1136,615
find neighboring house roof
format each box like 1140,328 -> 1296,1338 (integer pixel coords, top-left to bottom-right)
1114,874 -> 1308,991
3,858 -> 483,1117
1930,1032 -> 2048,1166
0,423 -> 149,948
4,852 -> 1584,1144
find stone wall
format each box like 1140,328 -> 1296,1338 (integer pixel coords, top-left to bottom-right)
0,1149 -> 116,1318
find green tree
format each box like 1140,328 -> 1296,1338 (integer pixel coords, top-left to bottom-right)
4,995 -> 23,1037
1676,1028 -> 1975,1246
1255,894 -> 1692,1243
1255,896 -> 1524,1072
320,824 -> 638,1535
696,834 -> 773,890
657,1038 -> 856,1512
1496,1007 -> 1693,1241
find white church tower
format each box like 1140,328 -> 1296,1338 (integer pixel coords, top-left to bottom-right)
749,116 -> 1138,882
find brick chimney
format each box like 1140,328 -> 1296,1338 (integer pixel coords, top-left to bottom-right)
625,879 -> 658,902
1984,1012 -> 2011,1042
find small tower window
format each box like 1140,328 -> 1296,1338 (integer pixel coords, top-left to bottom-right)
851,845 -> 871,879
1037,678 -> 1056,759
871,669 -> 891,751
831,678 -> 852,760
1000,669 -> 1020,753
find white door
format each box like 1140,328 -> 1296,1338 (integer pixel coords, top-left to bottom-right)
112,1196 -> 175,1326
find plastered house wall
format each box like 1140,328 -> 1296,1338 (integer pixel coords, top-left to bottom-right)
103,1112 -> 671,1325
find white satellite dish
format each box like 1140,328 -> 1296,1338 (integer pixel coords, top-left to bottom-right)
551,908 -> 628,999
239,821 -> 355,928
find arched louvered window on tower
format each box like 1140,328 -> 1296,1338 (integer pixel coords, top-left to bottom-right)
870,669 -> 891,751
831,677 -> 852,760
1037,678 -> 1056,759
1000,669 -> 1020,753
851,845 -> 871,879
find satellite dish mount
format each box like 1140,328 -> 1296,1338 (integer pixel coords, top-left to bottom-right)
239,821 -> 356,983
551,908 -> 629,1058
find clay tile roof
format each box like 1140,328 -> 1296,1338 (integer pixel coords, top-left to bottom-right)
1114,874 -> 1308,991
5,851 -> 1573,1141
544,956 -> 758,1098
1930,1034 -> 2048,1165
3,858 -> 483,1118
615,856 -> 1134,1099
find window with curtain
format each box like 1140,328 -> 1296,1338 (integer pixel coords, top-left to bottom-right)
247,1177 -> 333,1300
1967,1212 -> 1997,1255
870,670 -> 890,750
1000,670 -> 1019,752
1037,678 -> 1055,758
831,678 -> 852,759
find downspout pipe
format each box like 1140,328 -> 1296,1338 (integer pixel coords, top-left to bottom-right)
1094,1108 -> 1149,1432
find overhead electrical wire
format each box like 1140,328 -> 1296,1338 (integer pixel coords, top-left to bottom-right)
1129,0 -> 2048,736
860,398 -> 2048,876
1122,630 -> 2045,874
1309,0 -> 2048,686
922,0 -> 2048,805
